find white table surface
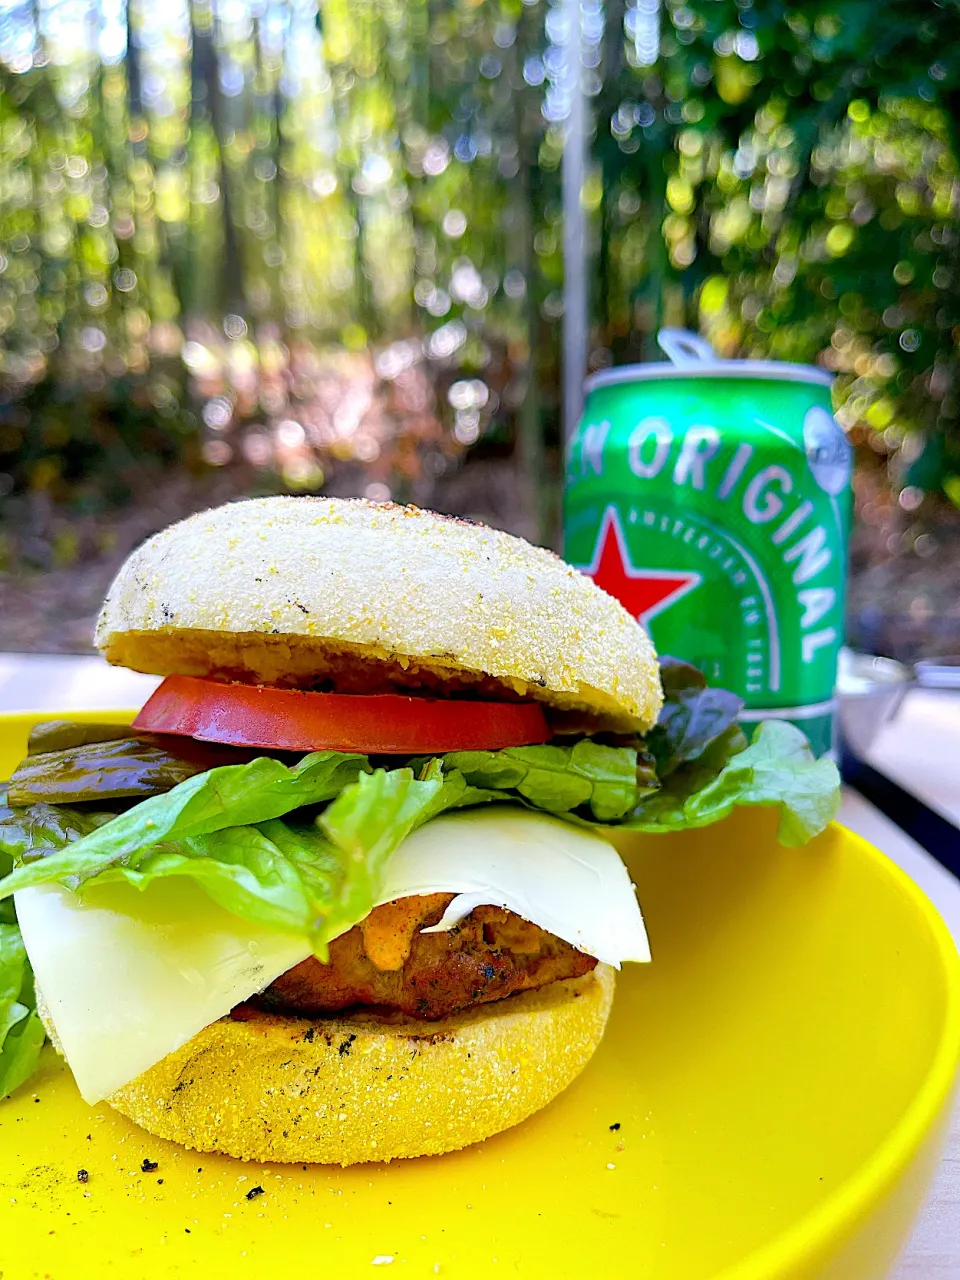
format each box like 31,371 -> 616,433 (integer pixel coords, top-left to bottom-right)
868,687 -> 960,826
1,654 -> 958,1277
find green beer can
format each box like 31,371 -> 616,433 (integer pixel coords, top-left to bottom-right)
563,333 -> 852,756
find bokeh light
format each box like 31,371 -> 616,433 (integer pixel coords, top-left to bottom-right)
2,0 -> 960,659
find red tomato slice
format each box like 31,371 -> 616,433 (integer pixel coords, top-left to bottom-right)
134,675 -> 551,754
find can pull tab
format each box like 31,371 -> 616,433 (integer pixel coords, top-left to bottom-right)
657,328 -> 721,367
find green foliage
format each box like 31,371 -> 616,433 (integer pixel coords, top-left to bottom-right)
2,1 -> 960,512
591,0 -> 960,502
0,0 -> 557,511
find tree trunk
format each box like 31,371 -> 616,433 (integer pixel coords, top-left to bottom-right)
512,5 -> 548,545
190,1 -> 245,318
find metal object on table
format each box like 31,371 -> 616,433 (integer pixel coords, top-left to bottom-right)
915,656 -> 960,689
837,648 -> 916,759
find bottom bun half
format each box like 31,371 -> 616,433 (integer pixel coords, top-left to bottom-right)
45,965 -> 615,1164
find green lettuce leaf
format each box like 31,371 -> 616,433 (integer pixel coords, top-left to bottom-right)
0,923 -> 45,1099
437,739 -> 653,821
0,750 -> 367,899
86,827 -> 325,939
0,790 -> 52,1097
622,720 -> 840,846
647,658 -> 744,777
616,724 -> 748,830
315,766 -> 450,937
0,800 -> 115,870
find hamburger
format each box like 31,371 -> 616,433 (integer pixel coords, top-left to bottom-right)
0,497 -> 839,1163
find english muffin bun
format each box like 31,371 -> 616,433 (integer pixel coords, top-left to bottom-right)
95,497 -> 661,732
42,966 -> 615,1164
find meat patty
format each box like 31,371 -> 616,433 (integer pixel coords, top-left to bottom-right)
248,893 -> 597,1021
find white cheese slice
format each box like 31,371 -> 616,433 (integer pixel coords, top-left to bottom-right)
377,808 -> 651,968
16,877 -> 312,1105
16,807 -> 648,1105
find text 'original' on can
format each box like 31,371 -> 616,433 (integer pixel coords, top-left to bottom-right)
563,345 -> 852,756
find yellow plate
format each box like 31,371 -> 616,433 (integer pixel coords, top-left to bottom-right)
1,710 -> 959,1280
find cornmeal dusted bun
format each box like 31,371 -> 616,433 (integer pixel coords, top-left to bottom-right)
41,966 -> 615,1164
95,496 -> 661,732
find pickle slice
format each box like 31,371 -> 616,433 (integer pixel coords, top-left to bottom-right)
10,724 -> 263,806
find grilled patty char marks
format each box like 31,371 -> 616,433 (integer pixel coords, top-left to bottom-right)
247,893 -> 597,1021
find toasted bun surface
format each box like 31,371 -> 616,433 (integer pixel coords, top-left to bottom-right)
95,497 -> 661,731
44,966 -> 614,1164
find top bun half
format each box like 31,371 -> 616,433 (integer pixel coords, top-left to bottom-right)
96,497 -> 662,732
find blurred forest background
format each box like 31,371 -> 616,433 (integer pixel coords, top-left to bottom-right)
1,0 -> 959,655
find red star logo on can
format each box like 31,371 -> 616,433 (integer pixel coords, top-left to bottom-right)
581,507 -> 701,627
